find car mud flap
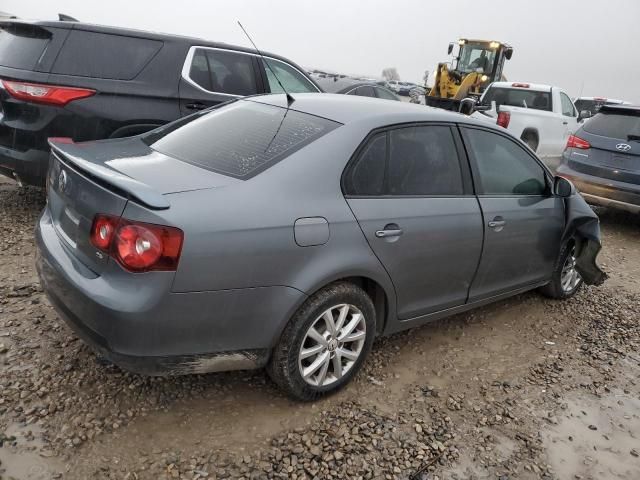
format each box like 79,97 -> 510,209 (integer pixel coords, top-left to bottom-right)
562,196 -> 607,286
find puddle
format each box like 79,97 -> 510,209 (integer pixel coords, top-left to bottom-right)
543,385 -> 640,479
0,422 -> 64,479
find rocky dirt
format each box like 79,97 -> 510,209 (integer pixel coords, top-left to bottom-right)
0,176 -> 639,480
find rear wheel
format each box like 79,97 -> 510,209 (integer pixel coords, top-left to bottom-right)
539,242 -> 583,299
521,132 -> 539,152
268,282 -> 375,401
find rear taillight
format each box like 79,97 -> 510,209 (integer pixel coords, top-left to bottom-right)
497,111 -> 511,128
566,134 -> 591,150
2,80 -> 95,106
90,215 -> 183,272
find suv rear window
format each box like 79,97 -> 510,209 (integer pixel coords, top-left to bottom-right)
146,100 -> 340,179
51,30 -> 162,80
481,87 -> 552,111
0,24 -> 51,70
583,112 -> 640,139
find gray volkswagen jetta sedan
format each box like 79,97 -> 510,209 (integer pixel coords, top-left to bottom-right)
36,93 -> 605,400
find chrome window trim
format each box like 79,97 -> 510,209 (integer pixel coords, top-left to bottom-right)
181,45 -> 320,97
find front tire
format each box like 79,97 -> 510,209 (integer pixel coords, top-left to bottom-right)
268,282 -> 376,401
539,242 -> 583,299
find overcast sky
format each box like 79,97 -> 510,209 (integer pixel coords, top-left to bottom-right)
4,0 -> 640,102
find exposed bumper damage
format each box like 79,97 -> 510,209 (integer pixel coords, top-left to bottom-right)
563,195 -> 607,286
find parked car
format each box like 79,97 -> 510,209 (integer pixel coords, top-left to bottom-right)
314,77 -> 399,100
386,80 -> 415,96
557,104 -> 640,214
0,19 -> 321,186
574,96 -> 631,119
471,82 -> 584,159
36,93 -> 605,401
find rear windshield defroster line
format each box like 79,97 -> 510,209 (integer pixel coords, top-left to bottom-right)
145,100 -> 340,179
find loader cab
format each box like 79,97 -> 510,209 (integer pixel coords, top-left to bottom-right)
452,39 -> 513,86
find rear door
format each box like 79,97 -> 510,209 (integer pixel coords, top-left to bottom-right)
344,124 -> 483,319
461,126 -> 564,300
178,47 -> 262,115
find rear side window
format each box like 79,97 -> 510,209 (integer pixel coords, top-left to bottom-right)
343,133 -> 386,195
262,58 -> 318,94
51,30 -> 162,80
583,112 -> 640,139
465,128 -> 547,195
0,24 -> 51,70
343,125 -> 464,196
355,86 -> 375,97
388,126 -> 463,195
375,87 -> 398,101
146,100 -> 339,179
482,87 -> 552,111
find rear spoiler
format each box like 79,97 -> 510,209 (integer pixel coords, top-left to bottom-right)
49,141 -> 170,210
599,104 -> 640,116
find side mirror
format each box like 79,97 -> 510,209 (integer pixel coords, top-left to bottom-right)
447,43 -> 454,55
459,97 -> 477,115
578,110 -> 592,122
504,47 -> 513,60
554,176 -> 575,198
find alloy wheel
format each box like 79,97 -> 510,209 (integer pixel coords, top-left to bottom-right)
561,246 -> 582,293
298,304 -> 367,387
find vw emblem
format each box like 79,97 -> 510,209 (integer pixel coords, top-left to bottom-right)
58,169 -> 68,192
616,143 -> 631,152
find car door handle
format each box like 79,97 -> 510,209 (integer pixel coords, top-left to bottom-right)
488,219 -> 506,229
375,229 -> 403,238
185,102 -> 206,110
562,121 -> 568,125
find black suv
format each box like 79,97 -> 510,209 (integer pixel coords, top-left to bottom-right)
0,20 -> 321,185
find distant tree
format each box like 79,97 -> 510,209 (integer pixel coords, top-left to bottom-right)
381,68 -> 400,82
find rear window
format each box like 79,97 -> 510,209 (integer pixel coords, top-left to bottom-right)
583,112 -> 640,139
51,30 -> 162,80
0,24 -> 51,70
145,100 -> 340,179
481,87 -> 552,111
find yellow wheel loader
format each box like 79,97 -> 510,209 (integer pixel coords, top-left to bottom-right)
426,39 -> 513,111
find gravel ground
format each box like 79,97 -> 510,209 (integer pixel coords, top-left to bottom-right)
0,176 -> 639,480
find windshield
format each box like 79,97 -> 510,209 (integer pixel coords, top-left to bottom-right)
457,43 -> 496,74
145,100 -> 340,179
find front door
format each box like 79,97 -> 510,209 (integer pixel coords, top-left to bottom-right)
461,126 -> 565,301
344,125 -> 483,319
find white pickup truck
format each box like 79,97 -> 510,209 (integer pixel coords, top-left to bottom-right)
471,82 -> 585,161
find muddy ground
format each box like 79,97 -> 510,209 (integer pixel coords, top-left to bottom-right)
0,176 -> 639,480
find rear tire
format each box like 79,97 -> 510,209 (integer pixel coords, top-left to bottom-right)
268,282 -> 376,401
539,241 -> 583,299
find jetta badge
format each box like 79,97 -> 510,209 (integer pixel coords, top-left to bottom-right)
58,169 -> 68,192
616,143 -> 631,152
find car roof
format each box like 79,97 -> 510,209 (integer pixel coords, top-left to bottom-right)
248,93 -> 486,126
490,81 -> 553,92
314,78 -> 387,94
575,97 -> 628,104
0,19 -> 295,65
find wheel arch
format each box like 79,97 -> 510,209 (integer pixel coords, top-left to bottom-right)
520,128 -> 540,150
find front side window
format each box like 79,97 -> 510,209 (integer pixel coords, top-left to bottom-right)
464,128 -> 547,195
189,48 -> 258,96
343,125 -> 464,196
262,58 -> 318,94
560,92 -> 577,117
146,100 -> 339,179
355,86 -> 375,97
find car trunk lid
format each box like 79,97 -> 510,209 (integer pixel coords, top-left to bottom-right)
47,137 -> 237,274
567,110 -> 640,185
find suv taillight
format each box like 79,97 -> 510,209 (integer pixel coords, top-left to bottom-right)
2,80 -> 95,106
497,111 -> 511,128
566,134 -> 591,150
90,215 -> 184,272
